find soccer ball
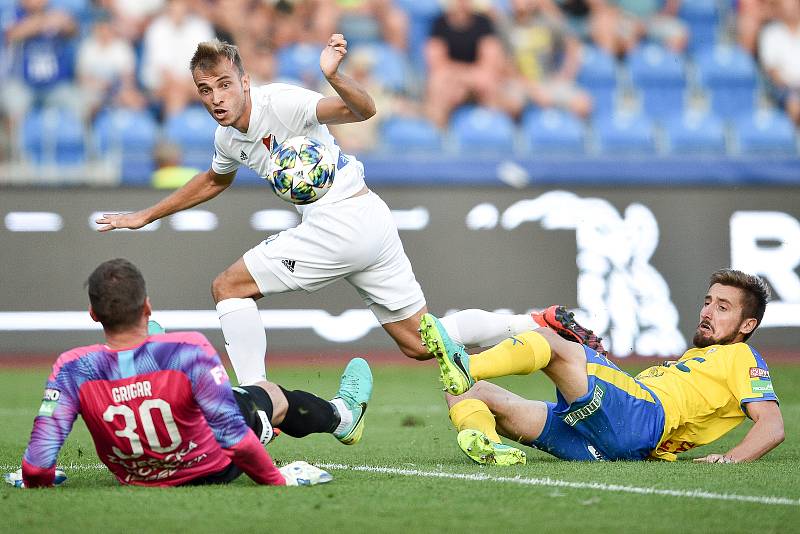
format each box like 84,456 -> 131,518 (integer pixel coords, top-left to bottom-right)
268,136 -> 336,205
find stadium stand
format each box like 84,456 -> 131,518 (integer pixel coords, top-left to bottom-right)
695,45 -> 758,120
380,116 -> 442,153
93,108 -> 158,184
627,43 -> 687,120
593,112 -> 656,155
163,106 -> 218,170
664,110 -> 726,155
21,107 -> 85,165
734,109 -> 798,154
576,45 -> 618,118
450,106 -> 516,154
522,108 -> 585,155
0,0 -> 798,186
276,43 -> 326,86
679,0 -> 720,53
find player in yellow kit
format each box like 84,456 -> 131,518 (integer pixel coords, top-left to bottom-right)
421,269 -> 785,464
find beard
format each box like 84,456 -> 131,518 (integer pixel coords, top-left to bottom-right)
692,328 -> 740,348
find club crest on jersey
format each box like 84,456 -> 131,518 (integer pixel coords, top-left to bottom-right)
262,134 -> 274,152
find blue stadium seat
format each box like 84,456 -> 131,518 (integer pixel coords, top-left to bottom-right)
276,43 -> 325,87
351,42 -> 410,93
679,0 -> 719,53
395,0 -> 442,71
94,108 -> 159,184
21,107 -> 85,165
49,0 -> 89,17
594,112 -> 656,154
450,106 -> 515,154
577,46 -> 617,118
521,108 -> 585,154
695,45 -> 757,120
734,110 -> 798,155
380,116 -> 443,153
163,106 -> 218,169
627,43 -> 687,120
664,111 -> 726,155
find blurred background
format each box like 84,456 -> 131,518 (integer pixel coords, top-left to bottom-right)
0,0 -> 798,359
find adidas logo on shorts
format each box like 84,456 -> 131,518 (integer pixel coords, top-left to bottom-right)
282,259 -> 296,272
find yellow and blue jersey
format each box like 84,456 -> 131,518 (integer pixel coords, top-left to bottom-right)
637,343 -> 778,461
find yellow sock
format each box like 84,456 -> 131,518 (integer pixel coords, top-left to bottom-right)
449,399 -> 501,443
469,331 -> 551,381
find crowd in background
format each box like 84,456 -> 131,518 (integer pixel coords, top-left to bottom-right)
1,0 -> 799,176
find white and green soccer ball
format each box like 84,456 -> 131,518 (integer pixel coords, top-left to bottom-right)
268,136 -> 336,205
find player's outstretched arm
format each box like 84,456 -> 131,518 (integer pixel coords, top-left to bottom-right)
694,400 -> 785,463
316,33 -> 376,125
96,169 -> 236,232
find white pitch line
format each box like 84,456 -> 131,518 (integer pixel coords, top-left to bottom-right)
318,463 -> 800,507
2,462 -> 798,507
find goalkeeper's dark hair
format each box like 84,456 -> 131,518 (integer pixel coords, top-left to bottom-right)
86,259 -> 147,332
708,268 -> 771,341
190,39 -> 245,78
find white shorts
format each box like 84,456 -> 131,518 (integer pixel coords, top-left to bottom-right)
243,191 -> 426,324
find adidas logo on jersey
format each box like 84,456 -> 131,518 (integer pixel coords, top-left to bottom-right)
240,150 -> 248,161
282,259 -> 296,272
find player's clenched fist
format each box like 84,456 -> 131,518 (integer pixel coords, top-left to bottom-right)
320,33 -> 347,79
95,211 -> 149,232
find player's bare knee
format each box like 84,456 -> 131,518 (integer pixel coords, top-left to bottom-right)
538,328 -> 583,365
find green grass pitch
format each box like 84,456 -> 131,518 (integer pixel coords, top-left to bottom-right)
2,362 -> 799,533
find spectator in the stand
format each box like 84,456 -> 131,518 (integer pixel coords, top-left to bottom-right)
334,0 -> 409,51
76,11 -> 147,120
589,0 -> 687,56
322,46 -> 418,152
424,0 -> 508,128
759,0 -> 800,126
268,0 -> 338,49
500,0 -> 592,119
554,0 -> 593,39
140,0 -> 215,117
2,0 -> 81,120
738,0 -> 778,56
151,141 -> 201,189
102,0 -> 165,42
240,41 -> 276,86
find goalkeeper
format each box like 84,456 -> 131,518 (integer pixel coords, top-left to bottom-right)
7,259 -> 372,488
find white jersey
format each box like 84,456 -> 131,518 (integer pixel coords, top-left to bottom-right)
211,83 -> 367,213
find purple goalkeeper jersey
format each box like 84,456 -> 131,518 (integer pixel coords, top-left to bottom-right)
24,332 -> 255,486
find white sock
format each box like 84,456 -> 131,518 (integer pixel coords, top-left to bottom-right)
439,309 -> 538,348
216,298 -> 267,385
330,397 -> 353,435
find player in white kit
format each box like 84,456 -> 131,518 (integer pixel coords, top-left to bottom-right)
97,35 -> 539,386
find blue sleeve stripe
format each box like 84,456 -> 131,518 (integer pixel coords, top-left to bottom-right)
747,345 -> 769,370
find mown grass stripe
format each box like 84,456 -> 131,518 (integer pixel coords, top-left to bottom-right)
4,462 -> 798,507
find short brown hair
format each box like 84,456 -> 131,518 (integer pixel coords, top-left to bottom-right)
709,268 -> 771,341
190,39 -> 245,77
86,259 -> 147,332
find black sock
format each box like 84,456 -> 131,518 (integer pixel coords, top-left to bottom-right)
232,385 -> 275,443
278,386 -> 340,438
